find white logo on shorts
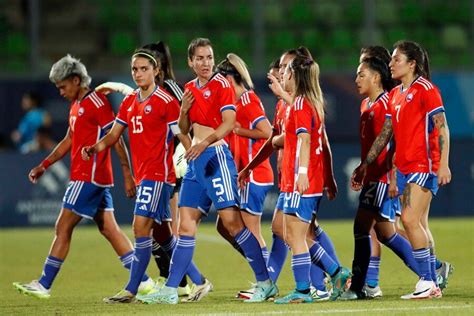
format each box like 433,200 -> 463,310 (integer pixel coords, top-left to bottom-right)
217,197 -> 225,203
139,204 -> 148,211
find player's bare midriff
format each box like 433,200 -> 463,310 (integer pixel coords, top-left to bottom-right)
191,122 -> 225,147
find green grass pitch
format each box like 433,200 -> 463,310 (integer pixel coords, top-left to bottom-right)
1,217 -> 473,315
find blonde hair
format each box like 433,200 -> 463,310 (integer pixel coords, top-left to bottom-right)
290,55 -> 325,122
216,53 -> 254,90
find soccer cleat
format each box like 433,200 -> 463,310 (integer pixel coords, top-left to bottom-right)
401,278 -> 436,300
13,280 -> 51,299
244,280 -> 278,303
310,287 -> 330,301
137,277 -> 155,295
236,282 -> 256,299
274,290 -> 313,304
154,276 -> 167,289
178,284 -> 192,297
137,286 -> 178,304
329,267 -> 352,301
436,261 -> 454,291
181,279 -> 213,303
339,289 -> 366,301
103,289 -> 136,304
362,284 -> 383,298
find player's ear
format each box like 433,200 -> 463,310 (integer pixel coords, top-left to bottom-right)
73,76 -> 81,87
187,57 -> 194,69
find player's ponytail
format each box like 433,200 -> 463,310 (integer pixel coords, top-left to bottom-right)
291,55 -> 325,123
216,53 -> 254,90
144,41 -> 176,81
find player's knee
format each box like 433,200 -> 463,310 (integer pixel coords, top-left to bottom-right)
54,223 -> 74,240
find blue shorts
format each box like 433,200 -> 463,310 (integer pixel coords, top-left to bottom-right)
397,170 -> 439,196
62,181 -> 114,219
178,145 -> 239,214
240,182 -> 272,215
282,191 -> 322,223
359,182 -> 400,222
134,180 -> 173,224
275,192 -> 285,212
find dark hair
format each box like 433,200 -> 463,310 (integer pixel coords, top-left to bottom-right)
132,47 -> 163,84
360,46 -> 391,65
285,46 -> 313,60
269,58 -> 280,70
393,40 -> 431,80
23,91 -> 42,107
143,41 -> 176,81
187,37 -> 212,60
361,57 -> 396,91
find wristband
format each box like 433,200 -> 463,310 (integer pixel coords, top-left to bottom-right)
41,159 -> 52,169
298,166 -> 308,174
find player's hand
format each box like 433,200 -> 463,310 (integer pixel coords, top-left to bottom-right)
237,168 -> 250,189
28,165 -> 45,184
181,89 -> 194,114
324,178 -> 338,201
185,141 -> 207,161
268,73 -> 284,98
351,163 -> 367,191
233,121 -> 242,135
437,165 -> 452,186
388,179 -> 398,198
123,174 -> 136,198
296,173 -> 309,194
81,146 -> 95,161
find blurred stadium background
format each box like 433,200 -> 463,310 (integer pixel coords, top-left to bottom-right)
0,0 -> 473,227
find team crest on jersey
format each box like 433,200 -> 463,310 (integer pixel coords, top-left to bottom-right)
78,107 -> 85,116
406,93 -> 413,102
203,89 -> 211,99
144,104 -> 152,114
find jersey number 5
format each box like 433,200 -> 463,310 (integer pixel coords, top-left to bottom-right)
131,116 -> 143,134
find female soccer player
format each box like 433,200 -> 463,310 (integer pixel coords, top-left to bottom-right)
215,53 -> 273,266
13,55 -> 154,299
138,38 -> 276,304
352,40 -> 451,299
272,54 -> 350,304
82,47 -> 191,303
340,55 -> 420,300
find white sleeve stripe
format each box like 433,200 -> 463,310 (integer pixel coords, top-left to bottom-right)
165,80 -> 184,100
428,106 -> 445,116
170,123 -> 181,136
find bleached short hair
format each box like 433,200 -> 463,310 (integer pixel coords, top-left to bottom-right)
49,54 -> 91,87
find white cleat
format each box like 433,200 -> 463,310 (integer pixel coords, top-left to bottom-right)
181,278 -> 213,302
363,284 -> 383,298
138,277 -> 156,295
13,280 -> 51,299
401,279 -> 436,300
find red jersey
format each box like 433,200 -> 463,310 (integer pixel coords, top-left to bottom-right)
360,92 -> 393,184
233,90 -> 273,185
116,87 -> 180,184
281,96 -> 324,196
185,73 -> 235,144
69,91 -> 115,186
273,99 -> 289,188
387,76 -> 444,174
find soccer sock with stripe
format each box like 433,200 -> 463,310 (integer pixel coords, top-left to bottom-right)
235,228 -> 269,282
261,246 -> 269,264
351,233 -> 371,291
267,233 -> 288,283
315,226 -> 340,265
429,248 -> 438,286
413,248 -> 432,281
382,233 -> 419,275
120,251 -> 149,282
125,237 -> 152,294
166,236 -> 195,288
38,255 -> 64,289
366,256 -> 381,287
292,253 -> 311,293
163,235 -> 203,286
309,242 -> 339,277
151,240 -> 171,278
